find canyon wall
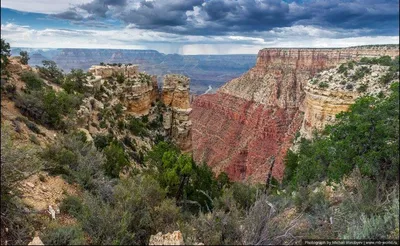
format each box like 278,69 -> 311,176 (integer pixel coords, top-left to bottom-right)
162,74 -> 192,152
300,63 -> 397,139
191,45 -> 399,182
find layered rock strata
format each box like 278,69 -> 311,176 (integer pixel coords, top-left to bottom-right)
88,64 -> 139,78
86,64 -> 158,116
300,64 -> 398,138
162,74 -> 192,151
192,46 -> 399,182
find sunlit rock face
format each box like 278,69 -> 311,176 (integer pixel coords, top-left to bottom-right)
191,45 -> 399,182
162,74 -> 192,152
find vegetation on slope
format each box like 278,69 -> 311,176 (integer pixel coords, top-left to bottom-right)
1,38 -> 399,245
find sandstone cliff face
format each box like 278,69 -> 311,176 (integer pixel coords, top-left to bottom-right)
88,64 -> 139,78
192,46 -> 399,182
300,63 -> 397,138
162,74 -> 192,152
86,64 -> 158,116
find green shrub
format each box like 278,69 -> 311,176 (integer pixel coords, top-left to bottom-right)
357,84 -> 368,93
1,39 -> 11,76
99,120 -> 107,129
318,82 -> 329,88
128,117 -> 148,136
185,208 -> 242,245
1,125 -> 40,245
60,196 -> 83,217
116,73 -> 125,84
103,142 -> 129,178
19,51 -> 29,65
21,71 -> 44,91
15,88 -> 82,129
37,60 -> 64,84
338,63 -> 348,73
153,199 -> 181,233
41,224 -> 85,245
29,134 -> 40,145
62,69 -> 87,94
25,121 -> 41,134
342,195 -> 399,239
380,71 -> 396,85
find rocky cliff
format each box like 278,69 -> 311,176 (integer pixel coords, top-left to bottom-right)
300,62 -> 398,138
162,74 -> 192,152
191,45 -> 399,182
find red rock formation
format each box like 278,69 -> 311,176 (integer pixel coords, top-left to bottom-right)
192,46 -> 399,182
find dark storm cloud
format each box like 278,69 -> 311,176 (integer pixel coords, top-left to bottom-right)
118,0 -> 203,28
52,9 -> 84,21
292,0 -> 399,34
80,0 -> 127,18
53,0 -> 399,36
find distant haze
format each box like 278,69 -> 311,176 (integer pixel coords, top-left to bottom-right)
11,47 -> 257,94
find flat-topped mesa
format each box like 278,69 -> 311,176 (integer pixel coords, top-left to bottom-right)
192,45 -> 399,182
88,64 -> 139,79
162,74 -> 192,152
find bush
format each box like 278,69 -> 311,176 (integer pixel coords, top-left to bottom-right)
15,88 -> 83,129
338,63 -> 348,74
318,82 -> 329,88
37,60 -> 64,84
1,39 -> 10,76
19,51 -> 29,65
41,224 -> 85,245
103,142 -> 130,178
21,71 -> 45,91
62,69 -> 87,94
357,84 -> 368,93
152,199 -> 181,233
185,208 -> 242,245
42,133 -> 108,193
93,134 -> 113,150
25,121 -> 41,134
128,117 -> 148,136
379,71 -> 396,85
60,195 -> 83,217
341,193 -> 399,239
242,193 -> 300,245
29,134 -> 40,145
345,83 -> 354,90
1,125 -> 40,245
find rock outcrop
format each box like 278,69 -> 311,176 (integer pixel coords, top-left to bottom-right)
191,45 -> 399,182
162,74 -> 192,151
149,231 -> 184,245
149,231 -> 203,245
88,64 -> 139,78
300,63 -> 397,138
87,64 -> 158,116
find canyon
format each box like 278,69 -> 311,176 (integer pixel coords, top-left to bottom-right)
10,48 -> 256,94
191,45 -> 399,182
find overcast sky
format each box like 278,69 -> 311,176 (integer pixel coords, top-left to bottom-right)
1,0 -> 399,54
